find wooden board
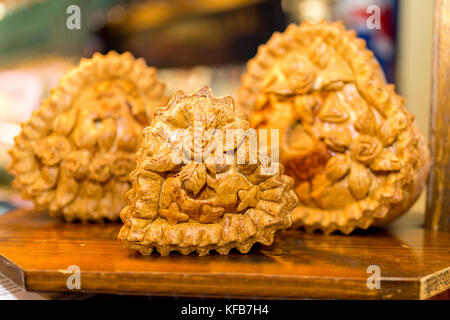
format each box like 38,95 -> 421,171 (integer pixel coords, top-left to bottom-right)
426,0 -> 450,231
0,209 -> 449,299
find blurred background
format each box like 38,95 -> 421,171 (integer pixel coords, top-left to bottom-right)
0,0 -> 433,214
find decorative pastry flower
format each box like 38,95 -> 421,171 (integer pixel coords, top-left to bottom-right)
62,150 -> 91,179
8,51 -> 168,222
35,134 -> 71,166
112,153 -> 136,179
237,21 -> 430,234
119,87 -> 298,256
88,155 -> 111,182
350,135 -> 382,164
283,54 -> 317,95
264,53 -> 318,96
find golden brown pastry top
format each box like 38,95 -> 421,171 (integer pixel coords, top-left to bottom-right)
119,86 -> 298,255
237,21 -> 429,234
8,51 -> 168,222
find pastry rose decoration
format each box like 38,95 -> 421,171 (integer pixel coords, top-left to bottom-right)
237,21 -> 430,234
351,135 -> 382,164
112,153 -> 136,180
62,150 -> 90,179
88,155 -> 111,183
35,135 -> 71,166
8,51 -> 168,222
265,53 -> 318,96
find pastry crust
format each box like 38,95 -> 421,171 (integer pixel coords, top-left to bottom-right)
118,86 -> 298,255
237,21 -> 430,234
8,51 -> 168,222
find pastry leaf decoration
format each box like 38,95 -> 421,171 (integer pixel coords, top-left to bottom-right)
180,163 -> 207,196
325,154 -> 351,182
348,163 -> 372,200
318,93 -> 349,123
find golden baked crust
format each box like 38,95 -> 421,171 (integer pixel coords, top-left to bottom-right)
8,51 -> 168,222
118,86 -> 298,255
237,21 -> 430,234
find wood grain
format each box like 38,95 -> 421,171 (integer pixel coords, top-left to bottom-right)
426,0 -> 450,231
0,209 -> 448,299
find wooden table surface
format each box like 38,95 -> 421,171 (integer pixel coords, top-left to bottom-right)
0,209 -> 448,299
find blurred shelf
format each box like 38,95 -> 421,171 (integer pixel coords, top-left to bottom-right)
0,209 -> 448,299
